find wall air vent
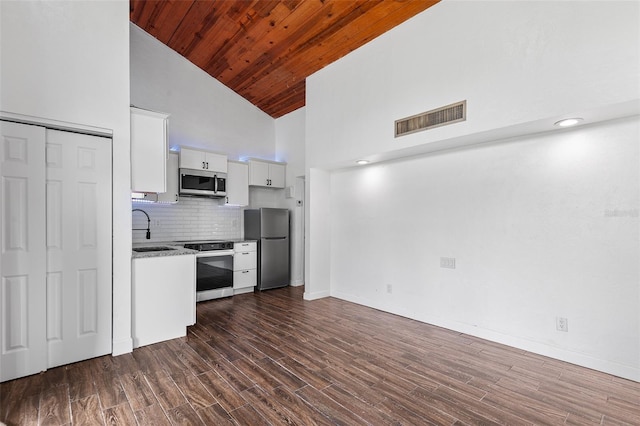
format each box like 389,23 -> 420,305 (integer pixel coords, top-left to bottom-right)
395,100 -> 466,137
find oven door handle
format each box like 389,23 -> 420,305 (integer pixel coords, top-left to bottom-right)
195,250 -> 235,258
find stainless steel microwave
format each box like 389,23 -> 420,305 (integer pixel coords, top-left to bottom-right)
179,168 -> 227,198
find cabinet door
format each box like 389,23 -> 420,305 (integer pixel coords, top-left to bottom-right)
234,241 -> 257,252
249,160 -> 270,186
233,269 -> 256,289
157,152 -> 179,203
132,254 -> 195,348
204,152 -> 228,173
268,163 -> 286,188
234,251 -> 257,270
179,147 -> 205,170
226,161 -> 248,205
131,107 -> 167,192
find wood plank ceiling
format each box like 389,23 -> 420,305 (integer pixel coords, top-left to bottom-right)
130,0 -> 440,118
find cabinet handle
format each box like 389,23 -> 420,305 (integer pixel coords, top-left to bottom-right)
242,252 -> 249,255
202,161 -> 205,169
206,162 -> 209,169
226,197 -> 229,204
242,270 -> 249,273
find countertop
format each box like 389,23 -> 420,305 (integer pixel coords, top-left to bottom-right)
132,240 -> 257,259
132,243 -> 197,259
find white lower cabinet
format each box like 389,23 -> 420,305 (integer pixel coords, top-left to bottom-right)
234,242 -> 257,294
132,254 -> 195,348
233,269 -> 257,290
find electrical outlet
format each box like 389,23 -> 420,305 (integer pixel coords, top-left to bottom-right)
440,257 -> 456,269
386,284 -> 393,294
556,317 -> 568,332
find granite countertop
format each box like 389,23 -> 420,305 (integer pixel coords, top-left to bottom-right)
132,240 -> 257,259
132,243 -> 197,259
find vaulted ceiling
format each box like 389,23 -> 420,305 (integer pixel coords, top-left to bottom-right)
130,0 -> 439,118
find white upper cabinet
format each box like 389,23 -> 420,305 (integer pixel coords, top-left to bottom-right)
179,147 -> 227,173
157,152 -> 179,203
248,159 -> 286,188
226,161 -> 249,206
130,107 -> 168,193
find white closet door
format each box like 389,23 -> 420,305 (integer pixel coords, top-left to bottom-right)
45,129 -> 112,368
0,121 -> 47,382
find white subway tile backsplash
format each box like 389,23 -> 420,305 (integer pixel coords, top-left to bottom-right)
132,196 -> 242,243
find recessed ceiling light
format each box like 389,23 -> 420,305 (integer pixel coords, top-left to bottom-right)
356,160 -> 369,165
554,118 -> 583,127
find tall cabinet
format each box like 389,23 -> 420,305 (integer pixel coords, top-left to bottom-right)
130,107 -> 168,193
226,161 -> 249,206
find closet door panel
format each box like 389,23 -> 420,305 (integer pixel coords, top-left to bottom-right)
0,121 -> 47,382
46,129 -> 112,369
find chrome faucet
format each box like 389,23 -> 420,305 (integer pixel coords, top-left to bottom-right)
132,209 -> 151,239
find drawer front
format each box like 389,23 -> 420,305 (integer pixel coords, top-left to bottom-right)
233,269 -> 256,289
234,241 -> 257,252
234,251 -> 257,270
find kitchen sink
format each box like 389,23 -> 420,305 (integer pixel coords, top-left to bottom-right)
132,246 -> 176,253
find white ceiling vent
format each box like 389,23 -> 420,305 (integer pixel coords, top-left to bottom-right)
395,100 -> 466,137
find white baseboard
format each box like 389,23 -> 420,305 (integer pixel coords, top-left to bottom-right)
112,337 -> 133,356
332,290 -> 640,383
304,289 -> 330,300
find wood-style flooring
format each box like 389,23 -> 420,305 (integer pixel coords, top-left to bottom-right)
1,286 -> 639,425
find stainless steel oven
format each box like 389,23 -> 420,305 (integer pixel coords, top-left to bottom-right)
183,241 -> 234,301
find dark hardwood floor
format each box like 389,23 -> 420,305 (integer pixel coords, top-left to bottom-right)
1,286 -> 639,425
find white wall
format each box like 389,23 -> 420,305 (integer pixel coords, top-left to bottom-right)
276,108 -> 306,286
305,0 -> 640,380
330,117 -> 639,379
130,24 -> 275,161
0,0 -> 132,355
306,0 -> 640,169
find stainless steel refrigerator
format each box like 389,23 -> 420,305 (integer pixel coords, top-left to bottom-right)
244,208 -> 290,290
